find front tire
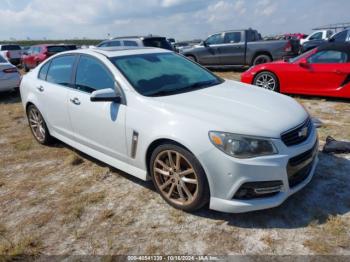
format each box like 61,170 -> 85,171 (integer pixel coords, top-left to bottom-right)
27,104 -> 53,145
253,71 -> 279,92
150,143 -> 210,212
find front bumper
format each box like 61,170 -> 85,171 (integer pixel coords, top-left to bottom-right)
199,127 -> 318,213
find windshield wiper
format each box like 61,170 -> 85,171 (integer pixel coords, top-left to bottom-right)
148,80 -> 220,97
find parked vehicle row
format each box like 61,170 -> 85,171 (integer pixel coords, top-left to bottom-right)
180,28 -> 300,67
241,43 -> 350,98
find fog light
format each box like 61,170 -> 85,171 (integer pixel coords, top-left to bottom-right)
234,181 -> 283,200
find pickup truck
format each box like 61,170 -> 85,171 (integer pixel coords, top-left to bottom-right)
0,44 -> 22,66
180,29 -> 300,67
299,29 -> 333,45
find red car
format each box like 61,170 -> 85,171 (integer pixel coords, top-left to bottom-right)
241,43 -> 350,99
22,44 -> 76,72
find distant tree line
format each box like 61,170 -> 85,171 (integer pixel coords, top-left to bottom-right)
0,39 -> 103,46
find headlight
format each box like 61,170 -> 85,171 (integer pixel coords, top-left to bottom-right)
209,131 -> 278,158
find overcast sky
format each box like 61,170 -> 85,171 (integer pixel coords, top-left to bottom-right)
1,0 -> 349,41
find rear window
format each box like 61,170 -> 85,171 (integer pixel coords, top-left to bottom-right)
142,38 -> 172,50
1,45 -> 21,51
47,46 -> 69,53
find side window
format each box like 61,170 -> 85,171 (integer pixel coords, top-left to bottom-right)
124,40 -> 138,47
108,41 -> 121,47
206,34 -> 223,45
75,56 -> 114,93
99,43 -> 108,47
308,50 -> 348,64
46,55 -> 76,86
224,32 -> 242,43
332,30 -> 347,42
309,32 -> 322,40
38,61 -> 51,80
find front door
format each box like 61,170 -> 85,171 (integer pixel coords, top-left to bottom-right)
68,55 -> 128,162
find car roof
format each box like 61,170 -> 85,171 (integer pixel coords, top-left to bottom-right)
318,42 -> 350,54
111,36 -> 165,40
62,46 -> 171,58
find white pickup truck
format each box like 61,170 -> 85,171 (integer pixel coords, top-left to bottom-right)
0,44 -> 22,66
300,30 -> 333,45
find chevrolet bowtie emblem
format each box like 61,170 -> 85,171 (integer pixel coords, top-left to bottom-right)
298,126 -> 308,138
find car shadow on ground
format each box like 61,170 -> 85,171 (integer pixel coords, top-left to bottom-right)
0,90 -> 21,104
193,151 -> 350,229
68,142 -> 350,230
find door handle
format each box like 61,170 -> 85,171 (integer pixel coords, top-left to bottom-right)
36,86 -> 44,92
70,97 -> 81,105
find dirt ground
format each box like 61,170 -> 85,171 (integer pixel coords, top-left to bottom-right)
0,71 -> 349,256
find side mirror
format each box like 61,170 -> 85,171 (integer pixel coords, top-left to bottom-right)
299,58 -> 309,68
90,88 -> 121,103
329,38 -> 335,43
202,41 -> 209,47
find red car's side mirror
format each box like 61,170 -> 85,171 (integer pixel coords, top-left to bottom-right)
299,58 -> 309,68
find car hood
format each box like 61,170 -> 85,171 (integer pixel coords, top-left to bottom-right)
152,80 -> 308,138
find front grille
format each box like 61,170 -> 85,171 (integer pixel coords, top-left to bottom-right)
287,141 -> 318,188
281,117 -> 313,147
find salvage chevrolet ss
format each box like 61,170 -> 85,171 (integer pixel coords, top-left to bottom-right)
20,47 -> 318,213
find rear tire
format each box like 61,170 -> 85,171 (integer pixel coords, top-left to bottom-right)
253,71 -> 279,92
186,55 -> 197,62
26,104 -> 53,145
252,54 -> 271,66
150,143 -> 210,212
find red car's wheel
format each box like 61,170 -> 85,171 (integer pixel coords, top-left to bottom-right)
253,71 -> 280,92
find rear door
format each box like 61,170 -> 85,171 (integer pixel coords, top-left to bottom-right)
219,31 -> 245,65
38,55 -> 77,139
68,54 -> 128,162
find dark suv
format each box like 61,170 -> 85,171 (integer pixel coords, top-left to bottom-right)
97,36 -> 173,50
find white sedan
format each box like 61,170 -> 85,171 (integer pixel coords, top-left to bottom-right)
20,47 -> 318,213
0,54 -> 20,92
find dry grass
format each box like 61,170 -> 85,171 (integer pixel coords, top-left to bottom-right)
0,72 -> 349,255
304,216 -> 349,254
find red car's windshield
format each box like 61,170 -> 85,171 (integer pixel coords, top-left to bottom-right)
289,49 -> 316,63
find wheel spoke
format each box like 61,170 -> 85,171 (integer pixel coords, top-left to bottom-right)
154,168 -> 170,177
167,183 -> 175,198
179,168 -> 194,177
160,178 -> 172,190
181,177 -> 198,184
175,152 -> 181,171
156,160 -> 171,171
177,184 -> 185,201
167,151 -> 175,169
181,182 -> 193,201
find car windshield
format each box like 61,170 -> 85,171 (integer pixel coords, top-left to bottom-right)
289,49 -> 315,63
111,52 -> 223,97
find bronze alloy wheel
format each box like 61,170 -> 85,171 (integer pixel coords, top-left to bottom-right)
28,106 -> 46,142
153,150 -> 199,206
27,105 -> 53,145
